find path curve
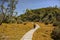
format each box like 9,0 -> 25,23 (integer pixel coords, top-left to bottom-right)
21,24 -> 40,40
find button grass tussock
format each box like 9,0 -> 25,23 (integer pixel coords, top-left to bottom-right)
0,22 -> 54,40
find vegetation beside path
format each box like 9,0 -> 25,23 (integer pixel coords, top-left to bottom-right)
0,22 -> 54,40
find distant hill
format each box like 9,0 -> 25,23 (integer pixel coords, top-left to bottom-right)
18,7 -> 60,24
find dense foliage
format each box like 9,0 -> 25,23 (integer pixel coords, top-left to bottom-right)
18,7 -> 60,23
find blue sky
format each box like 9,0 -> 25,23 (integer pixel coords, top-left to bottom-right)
16,0 -> 60,15
6,0 -> 60,15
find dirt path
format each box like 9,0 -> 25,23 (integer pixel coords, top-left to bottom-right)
21,24 -> 40,40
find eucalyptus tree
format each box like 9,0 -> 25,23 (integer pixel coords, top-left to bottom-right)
8,0 -> 18,17
0,0 -> 18,24
0,0 -> 8,24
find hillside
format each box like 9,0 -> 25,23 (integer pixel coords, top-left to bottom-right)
17,7 -> 60,40
18,7 -> 60,23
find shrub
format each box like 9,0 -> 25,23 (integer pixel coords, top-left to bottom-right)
51,26 -> 60,40
24,23 -> 26,25
53,23 -> 58,26
44,21 -> 48,25
0,22 -> 2,25
0,19 -> 2,25
53,22 -> 60,27
17,20 -> 23,24
45,22 -> 48,25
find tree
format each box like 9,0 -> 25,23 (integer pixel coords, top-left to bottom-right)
0,0 -> 8,24
8,0 -> 18,17
0,0 -> 18,24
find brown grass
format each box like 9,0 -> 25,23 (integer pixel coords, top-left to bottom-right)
0,22 -> 54,40
0,22 -> 33,40
32,22 -> 54,40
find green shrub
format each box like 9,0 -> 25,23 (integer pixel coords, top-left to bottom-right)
53,22 -> 60,27
44,22 -> 48,25
0,19 -> 3,25
17,20 -> 23,24
51,26 -> 60,40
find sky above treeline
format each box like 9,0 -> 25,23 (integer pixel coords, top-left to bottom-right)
11,0 -> 60,15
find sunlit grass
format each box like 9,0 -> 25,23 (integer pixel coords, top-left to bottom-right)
32,22 -> 54,40
0,22 -> 54,40
0,22 -> 34,40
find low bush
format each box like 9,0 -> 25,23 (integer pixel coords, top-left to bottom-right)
51,26 -> 60,40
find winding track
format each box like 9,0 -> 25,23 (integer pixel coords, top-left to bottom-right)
21,24 -> 40,40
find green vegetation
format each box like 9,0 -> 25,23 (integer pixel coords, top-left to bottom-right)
18,7 -> 60,24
